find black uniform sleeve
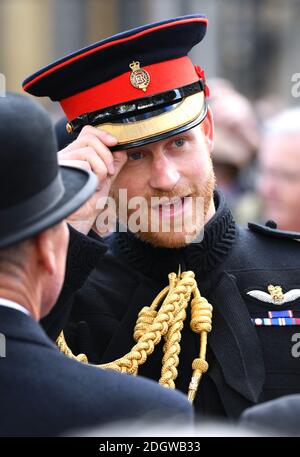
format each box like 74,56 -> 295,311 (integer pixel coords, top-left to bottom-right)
40,225 -> 107,340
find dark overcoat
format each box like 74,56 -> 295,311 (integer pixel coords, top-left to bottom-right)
0,230 -> 193,437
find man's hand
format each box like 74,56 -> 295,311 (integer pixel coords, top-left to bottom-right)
58,125 -> 127,234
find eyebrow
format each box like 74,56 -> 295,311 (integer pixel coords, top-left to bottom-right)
125,130 -> 194,154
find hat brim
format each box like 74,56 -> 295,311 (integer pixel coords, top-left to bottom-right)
0,166 -> 98,249
98,92 -> 207,151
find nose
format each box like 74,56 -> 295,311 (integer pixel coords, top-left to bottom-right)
149,152 -> 180,191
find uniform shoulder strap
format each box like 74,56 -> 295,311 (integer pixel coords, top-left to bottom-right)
248,220 -> 300,241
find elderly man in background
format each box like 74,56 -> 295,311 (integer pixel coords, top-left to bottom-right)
257,108 -> 300,231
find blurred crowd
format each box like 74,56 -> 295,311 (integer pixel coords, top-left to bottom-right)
208,78 -> 300,232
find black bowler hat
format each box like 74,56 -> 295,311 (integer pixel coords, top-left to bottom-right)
23,14 -> 209,151
0,93 -> 98,249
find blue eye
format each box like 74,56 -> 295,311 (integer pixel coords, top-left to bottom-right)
174,138 -> 185,147
128,151 -> 143,161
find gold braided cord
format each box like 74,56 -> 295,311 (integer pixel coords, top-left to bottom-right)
56,269 -> 213,403
56,336 -> 88,364
188,288 -> 213,402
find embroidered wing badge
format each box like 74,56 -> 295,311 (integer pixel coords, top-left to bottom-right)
247,285 -> 300,305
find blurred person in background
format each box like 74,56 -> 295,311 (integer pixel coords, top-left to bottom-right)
256,108 -> 300,231
208,78 -> 260,224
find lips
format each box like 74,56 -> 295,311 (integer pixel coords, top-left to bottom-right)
152,195 -> 190,208
151,195 -> 192,218
156,197 -> 182,208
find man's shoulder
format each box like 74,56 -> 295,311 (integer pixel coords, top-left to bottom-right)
231,220 -> 300,268
3,332 -> 192,436
7,330 -> 191,407
247,220 -> 300,242
238,221 -> 300,247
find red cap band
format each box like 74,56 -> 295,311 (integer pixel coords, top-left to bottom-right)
60,56 -> 199,120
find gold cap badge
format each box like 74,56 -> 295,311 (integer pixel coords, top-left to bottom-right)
129,61 -> 150,92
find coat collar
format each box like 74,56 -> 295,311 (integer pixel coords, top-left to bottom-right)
111,189 -> 236,282
0,306 -> 56,350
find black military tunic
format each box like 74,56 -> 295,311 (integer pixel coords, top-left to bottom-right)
43,189 -> 300,419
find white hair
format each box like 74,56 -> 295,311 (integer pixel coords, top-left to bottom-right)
264,107 -> 300,136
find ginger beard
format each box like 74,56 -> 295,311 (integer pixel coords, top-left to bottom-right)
110,158 -> 216,248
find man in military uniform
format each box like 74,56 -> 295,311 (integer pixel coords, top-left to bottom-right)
24,14 -> 300,419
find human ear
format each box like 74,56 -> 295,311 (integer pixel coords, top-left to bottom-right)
35,229 -> 56,276
201,105 -> 214,153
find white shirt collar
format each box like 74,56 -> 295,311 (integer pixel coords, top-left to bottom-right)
0,298 -> 30,316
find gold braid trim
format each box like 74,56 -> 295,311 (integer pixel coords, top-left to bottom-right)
56,269 -> 213,403
56,335 -> 88,364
